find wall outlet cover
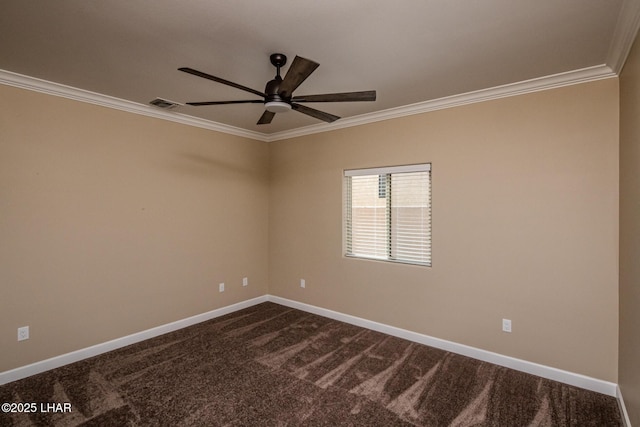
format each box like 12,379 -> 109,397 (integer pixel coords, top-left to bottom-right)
17,326 -> 29,341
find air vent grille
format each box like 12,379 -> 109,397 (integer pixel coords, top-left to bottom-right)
149,98 -> 181,110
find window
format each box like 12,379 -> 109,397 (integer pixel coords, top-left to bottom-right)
344,164 -> 431,266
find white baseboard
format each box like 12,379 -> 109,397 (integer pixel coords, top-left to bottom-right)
618,385 -> 633,427
0,295 -> 268,385
267,295 -> 619,398
0,294 -> 620,402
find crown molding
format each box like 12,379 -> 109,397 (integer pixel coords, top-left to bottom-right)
0,69 -> 269,142
3,0 -> 636,145
606,0 -> 640,74
265,64 -> 616,142
0,64 -> 617,143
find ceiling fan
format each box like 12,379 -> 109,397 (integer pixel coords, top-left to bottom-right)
179,53 -> 376,125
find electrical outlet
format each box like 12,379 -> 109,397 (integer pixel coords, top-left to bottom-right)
219,283 -> 225,292
17,326 -> 29,341
242,277 -> 248,287
502,319 -> 512,333
300,279 -> 306,288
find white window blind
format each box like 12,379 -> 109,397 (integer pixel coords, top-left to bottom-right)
344,164 -> 431,266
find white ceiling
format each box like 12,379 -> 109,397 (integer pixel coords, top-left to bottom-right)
1,1 -> 638,139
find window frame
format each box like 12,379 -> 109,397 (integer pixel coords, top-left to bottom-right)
343,163 -> 432,267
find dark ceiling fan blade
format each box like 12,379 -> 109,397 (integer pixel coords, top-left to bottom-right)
179,67 -> 265,98
291,103 -> 340,123
291,90 -> 377,103
278,56 -> 320,98
257,110 -> 276,125
186,100 -> 264,106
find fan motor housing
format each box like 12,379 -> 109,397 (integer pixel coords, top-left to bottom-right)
265,77 -> 288,103
264,77 -> 291,112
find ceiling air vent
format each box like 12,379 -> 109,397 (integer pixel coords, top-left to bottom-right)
149,98 -> 181,110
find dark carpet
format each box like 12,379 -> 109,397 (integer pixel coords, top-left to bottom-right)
0,302 -> 622,426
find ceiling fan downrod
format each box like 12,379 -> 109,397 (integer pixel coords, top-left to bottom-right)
270,53 -> 287,79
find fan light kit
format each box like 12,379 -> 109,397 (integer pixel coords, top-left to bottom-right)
179,53 -> 376,125
264,101 -> 291,113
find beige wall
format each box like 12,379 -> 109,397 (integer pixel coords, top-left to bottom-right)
619,28 -> 640,425
269,79 -> 619,381
0,85 -> 269,372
